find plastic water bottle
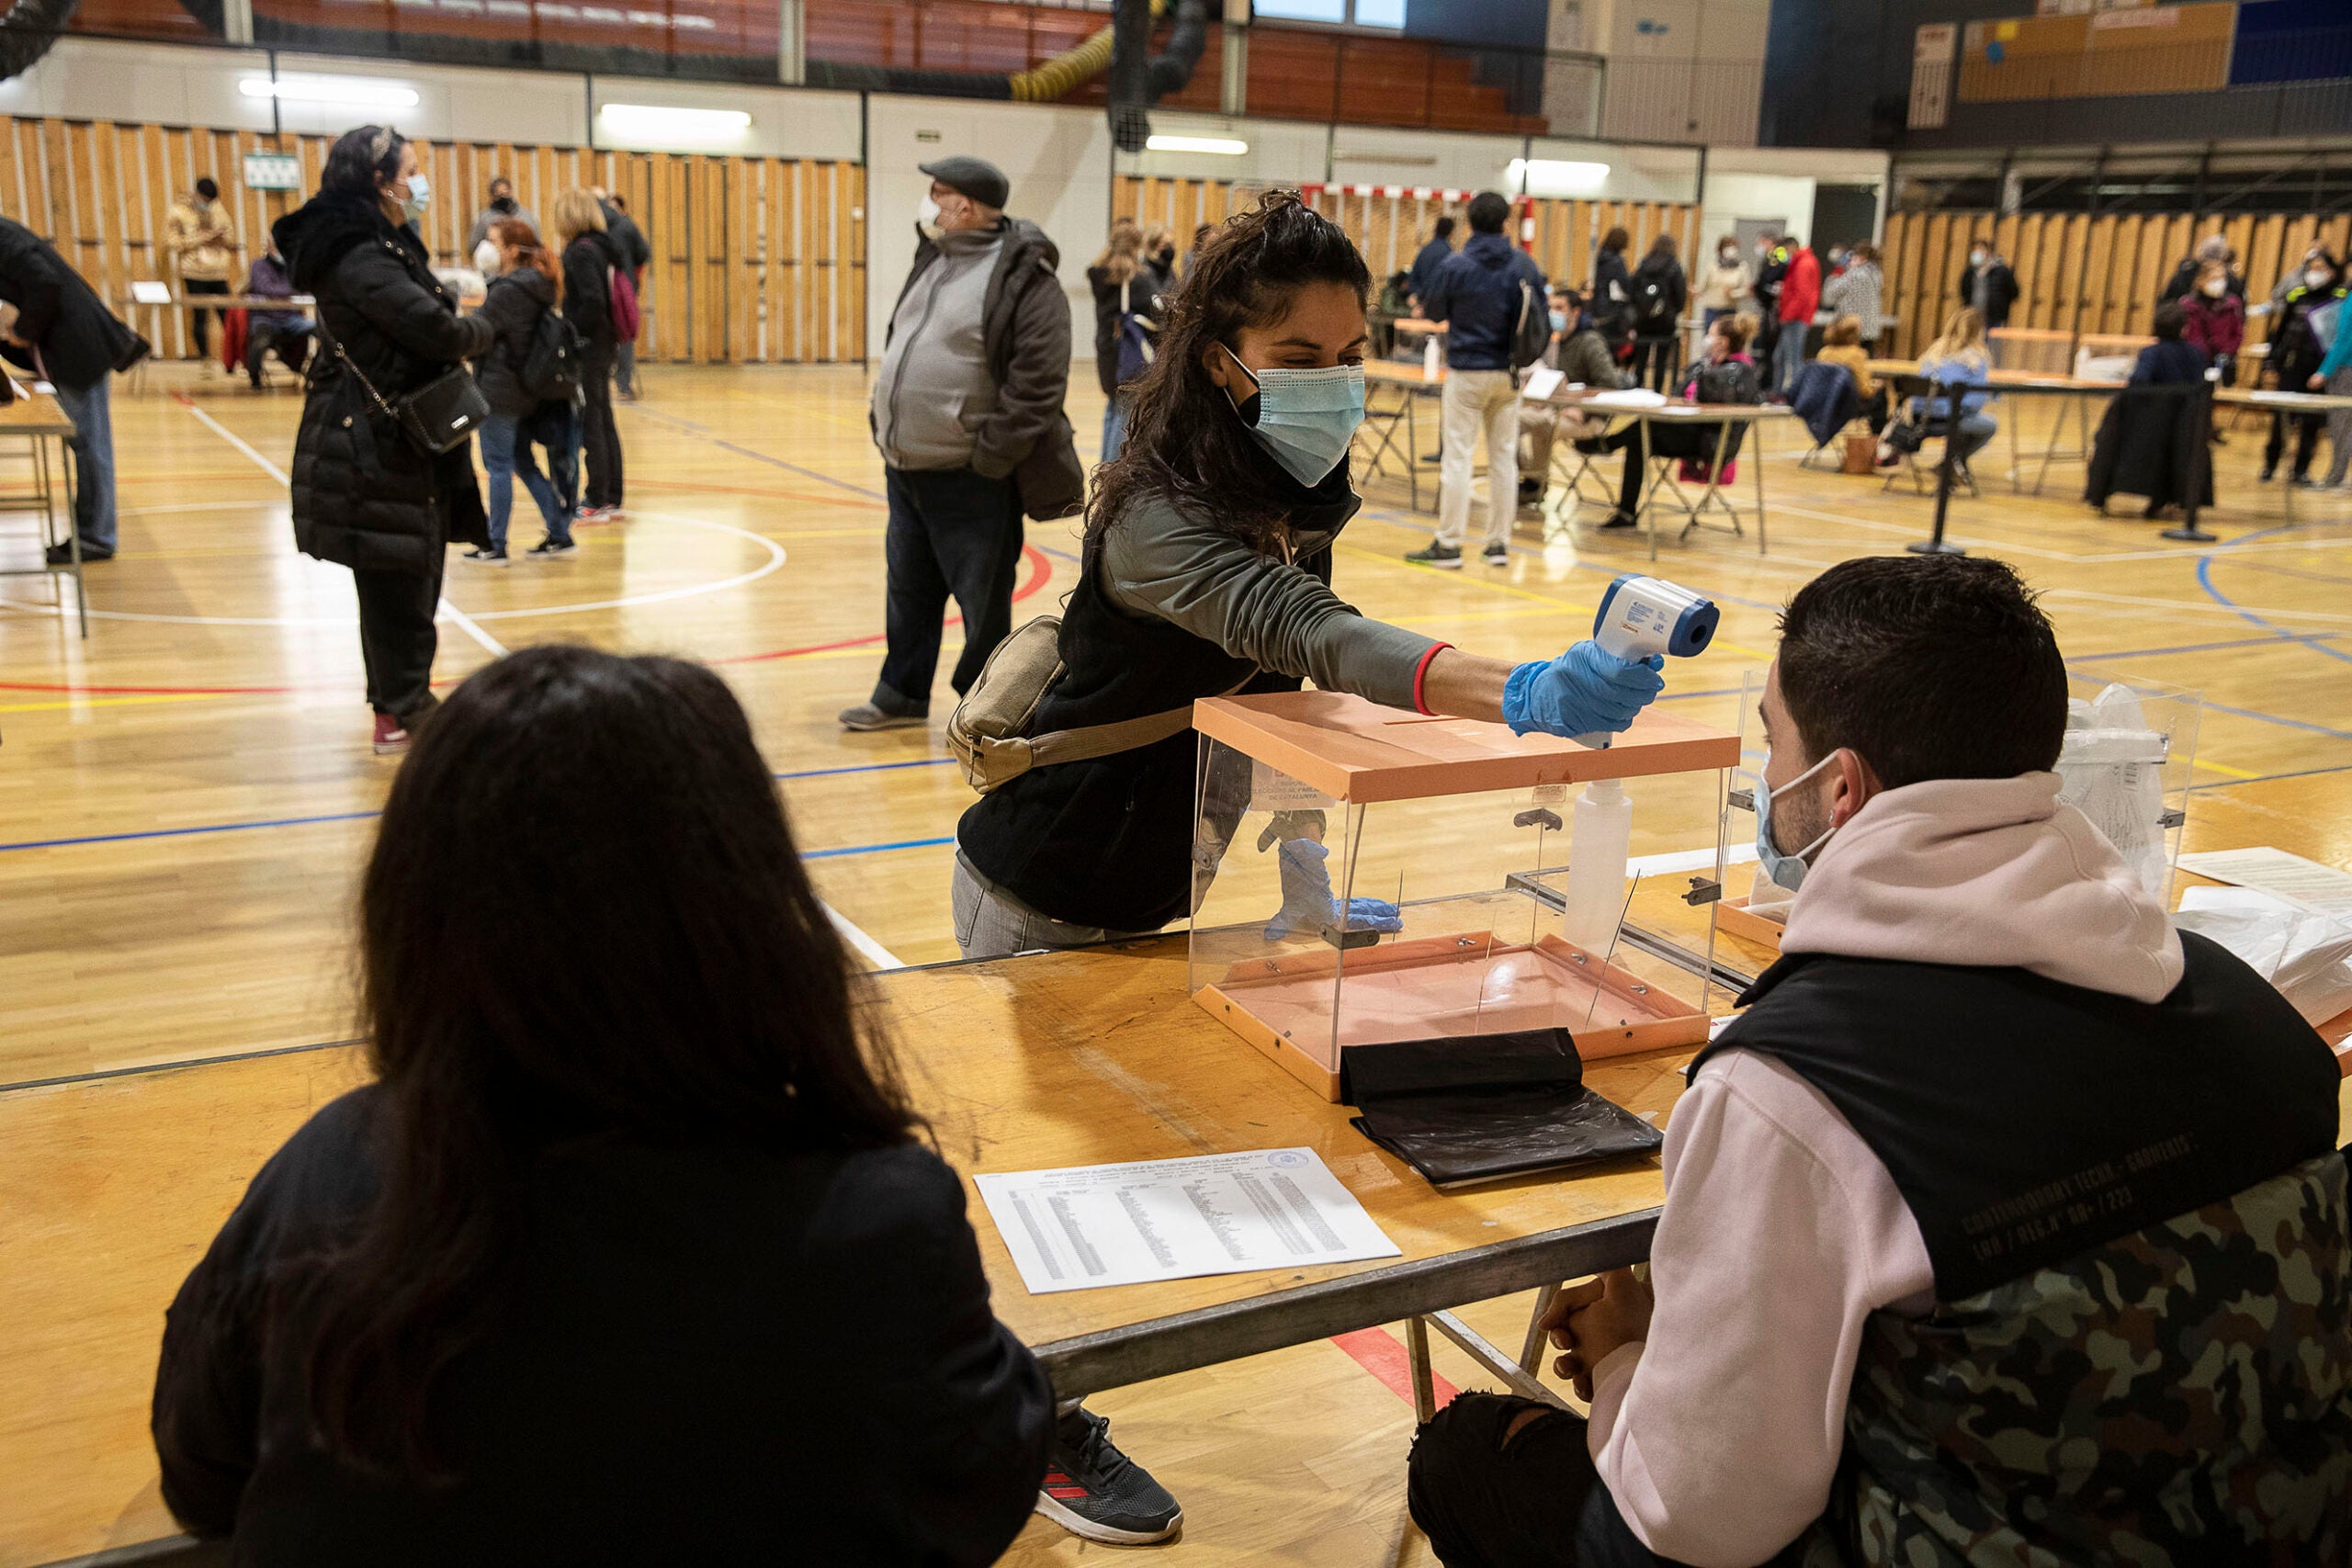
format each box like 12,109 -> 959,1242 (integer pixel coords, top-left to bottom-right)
1562,778 -> 1632,953
1423,336 -> 1442,381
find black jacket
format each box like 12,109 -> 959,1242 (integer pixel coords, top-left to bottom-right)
153,1086 -> 1053,1567
888,218 -> 1081,520
1086,262 -> 1163,398
1630,253 -> 1688,338
1958,259 -> 2019,328
473,266 -> 558,419
598,201 -> 650,277
1590,244 -> 1634,344
0,215 -> 146,389
275,191 -> 495,571
2086,342 -> 2214,511
562,231 -> 619,351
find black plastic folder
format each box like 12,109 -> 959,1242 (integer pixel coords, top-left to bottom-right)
1340,1028 -> 1665,1190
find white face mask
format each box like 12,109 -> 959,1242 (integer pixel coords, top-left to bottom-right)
2202,280 -> 2227,298
916,194 -> 942,237
1720,250 -> 1737,264
1970,251 -> 1987,266
2308,269 -> 2331,289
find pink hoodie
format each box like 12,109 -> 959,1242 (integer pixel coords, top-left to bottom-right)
1585,773 -> 2183,1566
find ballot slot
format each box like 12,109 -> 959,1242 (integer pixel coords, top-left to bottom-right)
1186,695 -> 1738,1103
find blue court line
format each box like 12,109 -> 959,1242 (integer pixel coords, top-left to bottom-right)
776,757 -> 955,781
626,404 -> 888,502
803,834 -> 955,860
2193,762 -> 2352,790
0,810 -> 382,854
2066,668 -> 2352,741
2068,631 -> 2341,662
2194,525 -> 2352,669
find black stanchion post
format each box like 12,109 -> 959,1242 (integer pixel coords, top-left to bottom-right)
2161,375 -> 2220,544
1907,378 -> 1967,556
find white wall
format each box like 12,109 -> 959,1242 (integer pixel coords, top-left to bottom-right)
865,96 -> 1113,362
0,39 -> 274,129
1698,147 -> 1889,254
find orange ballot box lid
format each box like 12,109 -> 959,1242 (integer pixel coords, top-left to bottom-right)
1190,692 -> 1739,805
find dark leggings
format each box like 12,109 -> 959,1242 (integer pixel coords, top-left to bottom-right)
2266,410 -> 2322,479
1629,336 -> 1679,393
577,341 -> 624,508
351,556 -> 442,718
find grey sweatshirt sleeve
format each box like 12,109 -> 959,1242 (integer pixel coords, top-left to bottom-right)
1100,499 -> 1441,709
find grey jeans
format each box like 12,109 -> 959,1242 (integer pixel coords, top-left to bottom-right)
951,852 -> 1154,959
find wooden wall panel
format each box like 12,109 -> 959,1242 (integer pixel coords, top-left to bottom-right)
0,113 -> 863,366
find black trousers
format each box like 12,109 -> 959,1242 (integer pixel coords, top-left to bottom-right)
1629,335 -> 1679,393
2266,410 -> 2322,479
184,277 -> 230,358
578,342 -> 624,508
1408,1394 -> 1674,1567
351,556 -> 442,718
872,465 -> 1023,716
246,321 -> 312,387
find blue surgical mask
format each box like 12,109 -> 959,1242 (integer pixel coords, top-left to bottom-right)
1220,346 -> 1363,488
1753,749 -> 1839,891
402,173 -> 431,221
1549,310 -> 1567,333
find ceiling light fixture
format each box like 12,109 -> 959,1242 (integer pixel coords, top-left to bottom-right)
1507,157 -> 1611,197
1144,134 -> 1249,156
240,75 -> 420,107
597,103 -> 753,141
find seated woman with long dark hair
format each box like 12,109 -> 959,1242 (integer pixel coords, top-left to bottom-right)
152,645 -> 1051,1565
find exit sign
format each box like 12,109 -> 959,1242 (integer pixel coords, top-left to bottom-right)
243,152 -> 302,192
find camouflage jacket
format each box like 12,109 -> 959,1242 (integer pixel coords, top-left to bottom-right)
1802,1155 -> 2352,1566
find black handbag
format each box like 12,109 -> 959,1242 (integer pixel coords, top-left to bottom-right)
322,321 -> 489,456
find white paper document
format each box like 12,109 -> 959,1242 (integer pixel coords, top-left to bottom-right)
1579,388 -> 1668,411
975,1147 -> 1401,1295
2177,846 -> 2352,914
1521,367 -> 1565,401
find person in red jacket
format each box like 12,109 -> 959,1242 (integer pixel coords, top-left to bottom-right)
2180,260 -> 2245,379
1770,236 -> 1821,398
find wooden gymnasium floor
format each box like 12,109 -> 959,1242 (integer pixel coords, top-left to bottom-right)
5,361 -> 2352,1564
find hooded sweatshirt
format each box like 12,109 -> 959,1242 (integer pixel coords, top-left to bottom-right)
1420,230 -> 1544,372
1585,773 -> 2190,1567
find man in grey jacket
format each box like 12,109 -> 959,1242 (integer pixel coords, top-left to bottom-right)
842,155 -> 1080,731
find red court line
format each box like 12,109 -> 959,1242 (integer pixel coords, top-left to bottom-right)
712,543 -> 1055,667
1331,1327 -> 1460,1412
2,540 -> 1055,696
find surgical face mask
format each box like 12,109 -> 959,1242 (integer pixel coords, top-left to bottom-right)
401,173 -> 430,221
1549,310 -> 1567,333
1720,249 -> 1736,264
2203,280 -> 2227,298
1753,749 -> 1840,892
1970,250 -> 1987,266
1219,344 -> 1364,488
917,194 -> 943,238
2308,269 -> 2331,289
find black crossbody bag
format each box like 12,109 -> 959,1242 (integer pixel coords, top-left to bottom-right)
318,317 -> 489,456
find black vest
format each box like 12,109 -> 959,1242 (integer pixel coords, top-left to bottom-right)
1693,931 -> 2341,1299
956,466 -> 1361,933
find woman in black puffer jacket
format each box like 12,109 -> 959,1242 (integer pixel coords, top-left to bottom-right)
274,124 -> 494,755
464,219 -> 577,564
554,188 -> 625,521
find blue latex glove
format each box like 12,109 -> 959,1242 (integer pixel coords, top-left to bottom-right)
1264,838 -> 1404,941
1500,641 -> 1666,738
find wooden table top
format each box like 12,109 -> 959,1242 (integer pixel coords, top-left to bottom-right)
0,931 -> 1705,1566
0,388 -> 76,437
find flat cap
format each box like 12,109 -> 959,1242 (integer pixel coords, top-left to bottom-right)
920,155 -> 1009,211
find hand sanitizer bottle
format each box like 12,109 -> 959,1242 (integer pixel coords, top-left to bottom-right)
1562,778 -> 1632,953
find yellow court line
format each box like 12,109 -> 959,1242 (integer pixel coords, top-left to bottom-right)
0,692 -> 229,715
2193,758 -> 2262,780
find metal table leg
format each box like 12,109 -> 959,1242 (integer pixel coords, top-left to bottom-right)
1753,420 -> 1769,555
1406,1314 -> 1438,1425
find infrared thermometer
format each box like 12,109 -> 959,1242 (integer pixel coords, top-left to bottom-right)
1574,574 -> 1719,748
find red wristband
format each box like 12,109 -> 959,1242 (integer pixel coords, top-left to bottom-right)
1412,642 -> 1452,716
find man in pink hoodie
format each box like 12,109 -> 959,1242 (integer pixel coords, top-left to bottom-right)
1407,555 -> 2350,1567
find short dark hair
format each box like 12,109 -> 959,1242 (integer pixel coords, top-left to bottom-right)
322,124 -> 406,198
195,176 -> 219,201
1971,235 -> 1993,250
1432,215 -> 1456,240
488,175 -> 512,194
2152,300 -> 2186,340
1601,225 -> 1629,253
1467,192 -> 1510,234
1777,556 -> 2067,789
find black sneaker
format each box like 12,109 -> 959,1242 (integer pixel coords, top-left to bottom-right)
527,536 -> 577,557
461,546 -> 509,566
1482,541 -> 1510,566
1035,1406 -> 1182,1545
45,541 -> 112,564
1404,541 -> 1464,570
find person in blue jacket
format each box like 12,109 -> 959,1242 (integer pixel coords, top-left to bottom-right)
1408,191 -> 1547,569
1876,307 -> 1996,486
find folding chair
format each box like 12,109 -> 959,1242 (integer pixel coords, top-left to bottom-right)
1351,373 -> 1425,509
1553,412 -> 1627,511
1880,374 -> 1980,498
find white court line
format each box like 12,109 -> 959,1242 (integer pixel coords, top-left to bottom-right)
826,903 -> 904,970
182,395 -> 504,655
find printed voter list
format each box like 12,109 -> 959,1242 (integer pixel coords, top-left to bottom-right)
975,1148 -> 1402,1294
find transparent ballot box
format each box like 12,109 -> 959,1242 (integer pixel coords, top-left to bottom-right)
1186,692 -> 1743,1100
1714,671 -> 2204,956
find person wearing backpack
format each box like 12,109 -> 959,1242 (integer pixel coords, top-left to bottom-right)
1407,190 -> 1547,569
1627,233 -> 1689,394
554,188 -> 626,522
465,220 -> 580,564
1085,218 -> 1161,462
